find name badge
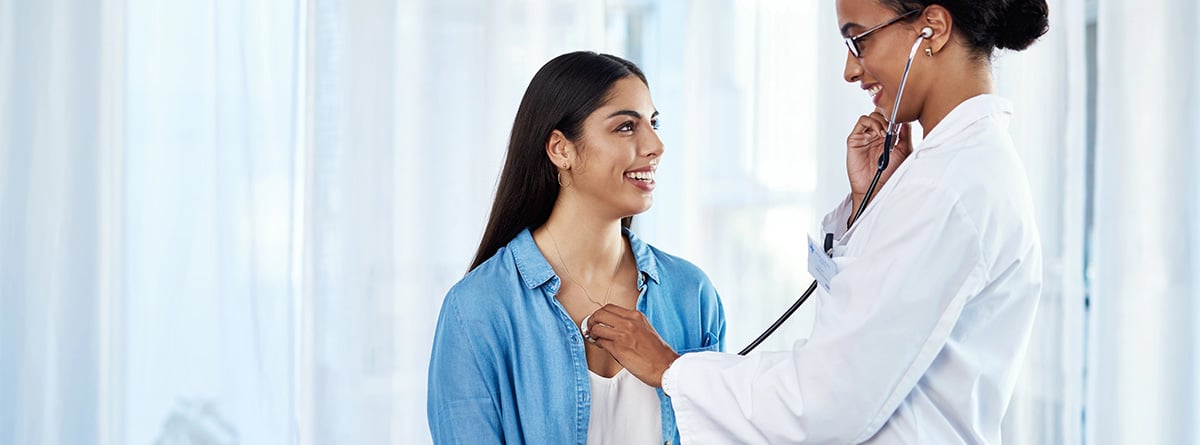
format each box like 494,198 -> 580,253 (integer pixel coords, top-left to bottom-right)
808,234 -> 838,290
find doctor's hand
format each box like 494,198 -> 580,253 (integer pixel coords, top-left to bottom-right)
586,304 -> 680,388
847,112 -> 912,222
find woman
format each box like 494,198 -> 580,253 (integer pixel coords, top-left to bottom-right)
426,51 -> 725,444
586,1 -> 1049,443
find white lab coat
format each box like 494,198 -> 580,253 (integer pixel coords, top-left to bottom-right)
662,95 -> 1042,444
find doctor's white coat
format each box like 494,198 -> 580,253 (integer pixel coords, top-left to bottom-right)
662,95 -> 1042,444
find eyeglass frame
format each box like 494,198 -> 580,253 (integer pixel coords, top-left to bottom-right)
844,9 -> 922,58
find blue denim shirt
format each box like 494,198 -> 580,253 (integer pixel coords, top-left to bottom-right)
428,228 -> 725,444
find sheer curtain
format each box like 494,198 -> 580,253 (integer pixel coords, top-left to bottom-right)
0,0 -> 113,443
3,0 -> 303,443
1086,0 -> 1200,443
118,1 -> 302,444
12,0 -> 298,442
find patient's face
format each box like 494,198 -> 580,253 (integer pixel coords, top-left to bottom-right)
566,76 -> 663,219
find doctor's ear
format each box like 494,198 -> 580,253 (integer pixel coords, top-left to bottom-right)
545,130 -> 574,170
920,5 -> 953,55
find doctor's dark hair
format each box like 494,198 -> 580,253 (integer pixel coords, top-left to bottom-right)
469,51 -> 646,271
879,0 -> 1049,57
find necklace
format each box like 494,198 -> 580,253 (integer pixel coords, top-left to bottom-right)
546,227 -> 625,309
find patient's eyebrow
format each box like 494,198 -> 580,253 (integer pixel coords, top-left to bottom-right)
607,110 -> 660,120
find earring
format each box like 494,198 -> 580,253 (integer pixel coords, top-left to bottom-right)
925,48 -> 933,57
557,171 -> 572,188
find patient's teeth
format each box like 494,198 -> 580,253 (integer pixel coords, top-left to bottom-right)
625,171 -> 656,181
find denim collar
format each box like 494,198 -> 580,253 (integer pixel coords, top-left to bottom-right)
510,226 -> 660,290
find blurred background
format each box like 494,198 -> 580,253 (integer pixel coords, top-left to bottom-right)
1,0 -> 1197,443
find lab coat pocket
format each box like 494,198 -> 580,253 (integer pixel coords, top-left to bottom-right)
827,255 -> 857,291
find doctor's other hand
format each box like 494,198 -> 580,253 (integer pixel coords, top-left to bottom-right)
846,112 -> 912,216
586,304 -> 680,388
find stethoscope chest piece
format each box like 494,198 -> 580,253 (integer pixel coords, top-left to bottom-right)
581,314 -> 596,343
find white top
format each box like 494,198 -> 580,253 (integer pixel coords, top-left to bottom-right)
587,368 -> 663,445
662,95 -> 1043,444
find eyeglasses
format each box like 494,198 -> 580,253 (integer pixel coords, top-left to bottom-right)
844,9 -> 921,58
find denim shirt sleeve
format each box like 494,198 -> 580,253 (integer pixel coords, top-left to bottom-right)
678,272 -> 725,354
427,291 -> 502,444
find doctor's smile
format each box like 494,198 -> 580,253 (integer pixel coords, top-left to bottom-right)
863,82 -> 885,105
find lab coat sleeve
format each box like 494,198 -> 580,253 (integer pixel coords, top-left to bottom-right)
662,182 -> 987,444
426,292 -> 503,444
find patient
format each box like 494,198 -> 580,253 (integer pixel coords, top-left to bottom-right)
427,51 -> 725,444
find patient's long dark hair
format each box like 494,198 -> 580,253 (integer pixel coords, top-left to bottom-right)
469,52 -> 647,272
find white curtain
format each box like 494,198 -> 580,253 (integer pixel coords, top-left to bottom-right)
3,0 -> 1191,444
1087,0 -> 1200,443
2,0 -> 303,443
0,0 -> 114,443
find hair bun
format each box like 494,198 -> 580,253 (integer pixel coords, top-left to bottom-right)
995,0 -> 1050,51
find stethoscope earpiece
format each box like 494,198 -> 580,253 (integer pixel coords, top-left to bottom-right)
920,27 -> 933,39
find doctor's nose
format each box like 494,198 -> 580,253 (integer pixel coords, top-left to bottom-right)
843,50 -> 863,83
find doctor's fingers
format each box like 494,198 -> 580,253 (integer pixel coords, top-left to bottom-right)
586,322 -> 625,344
586,304 -> 642,333
586,319 -> 641,357
589,316 -> 679,387
850,114 -> 888,140
847,132 -> 885,151
587,305 -> 671,349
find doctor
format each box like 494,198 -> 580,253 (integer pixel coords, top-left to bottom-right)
584,0 -> 1049,443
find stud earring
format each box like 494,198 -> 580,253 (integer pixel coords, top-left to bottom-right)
925,48 -> 932,57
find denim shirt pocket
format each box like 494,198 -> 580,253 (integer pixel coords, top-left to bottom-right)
678,332 -> 720,354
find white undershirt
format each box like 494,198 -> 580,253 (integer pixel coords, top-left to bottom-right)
586,368 -> 662,445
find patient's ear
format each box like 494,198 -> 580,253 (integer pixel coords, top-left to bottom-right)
545,130 -> 574,170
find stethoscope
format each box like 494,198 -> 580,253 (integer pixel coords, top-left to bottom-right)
737,26 -> 934,355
